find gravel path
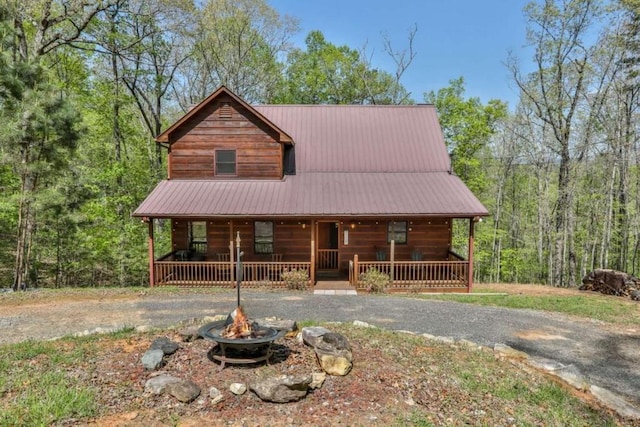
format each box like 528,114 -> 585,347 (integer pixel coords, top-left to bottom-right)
2,290 -> 639,412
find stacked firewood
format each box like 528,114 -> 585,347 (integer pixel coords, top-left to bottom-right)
579,269 -> 640,300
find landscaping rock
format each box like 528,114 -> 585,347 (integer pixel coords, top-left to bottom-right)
179,326 -> 202,342
302,327 -> 353,376
250,374 -> 312,403
229,383 -> 247,395
167,379 -> 201,403
300,326 -> 331,347
309,372 -> 326,390
145,374 -> 181,394
209,387 -> 224,404
255,318 -> 297,335
150,337 -> 179,355
141,349 -> 165,370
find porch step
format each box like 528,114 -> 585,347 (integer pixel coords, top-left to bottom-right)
313,280 -> 357,295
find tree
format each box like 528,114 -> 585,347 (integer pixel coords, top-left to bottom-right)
508,0 -> 603,287
172,0 -> 298,106
274,30 -> 412,105
424,77 -> 507,194
0,1 -> 113,290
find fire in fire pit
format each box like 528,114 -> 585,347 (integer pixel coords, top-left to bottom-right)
221,306 -> 253,339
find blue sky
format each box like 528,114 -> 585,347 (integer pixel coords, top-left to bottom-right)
268,0 -> 532,107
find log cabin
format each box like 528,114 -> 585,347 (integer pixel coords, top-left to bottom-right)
133,86 -> 488,292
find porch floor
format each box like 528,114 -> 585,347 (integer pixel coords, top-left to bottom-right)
313,280 -> 357,295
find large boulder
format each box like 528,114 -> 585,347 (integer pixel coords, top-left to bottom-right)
250,374 -> 312,403
301,327 -> 353,376
580,269 -> 639,298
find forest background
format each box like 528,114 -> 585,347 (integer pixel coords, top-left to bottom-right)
0,0 -> 639,290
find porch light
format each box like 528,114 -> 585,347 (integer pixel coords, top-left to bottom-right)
350,223 -> 355,229
302,223 -> 306,229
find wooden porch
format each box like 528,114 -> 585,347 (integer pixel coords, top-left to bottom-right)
152,251 -> 469,292
144,217 -> 479,293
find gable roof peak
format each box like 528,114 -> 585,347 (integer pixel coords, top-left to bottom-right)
155,85 -> 293,145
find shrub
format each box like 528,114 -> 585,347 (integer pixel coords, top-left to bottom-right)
281,268 -> 309,290
361,268 -> 389,293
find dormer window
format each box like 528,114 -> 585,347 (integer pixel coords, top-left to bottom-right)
215,149 -> 236,175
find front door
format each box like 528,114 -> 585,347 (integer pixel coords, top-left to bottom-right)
317,222 -> 339,271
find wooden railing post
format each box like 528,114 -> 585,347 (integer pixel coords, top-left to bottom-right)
310,220 -> 316,288
390,240 -> 395,284
468,218 -> 476,293
353,254 -> 359,286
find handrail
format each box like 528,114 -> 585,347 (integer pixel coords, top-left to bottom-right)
355,260 -> 468,291
153,260 -> 312,289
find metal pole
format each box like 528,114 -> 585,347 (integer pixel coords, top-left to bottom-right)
236,231 -> 242,307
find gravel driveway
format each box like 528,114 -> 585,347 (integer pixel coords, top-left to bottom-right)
2,290 -> 639,413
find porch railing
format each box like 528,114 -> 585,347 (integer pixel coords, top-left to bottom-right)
351,258 -> 469,292
153,260 -> 311,289
317,249 -> 338,270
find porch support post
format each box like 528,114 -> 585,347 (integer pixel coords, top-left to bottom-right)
147,218 -> 155,287
310,220 -> 316,289
229,220 -> 235,285
467,217 -> 476,293
390,240 -> 395,284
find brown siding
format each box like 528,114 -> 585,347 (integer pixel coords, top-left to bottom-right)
169,94 -> 283,179
170,217 -> 451,269
338,218 -> 451,270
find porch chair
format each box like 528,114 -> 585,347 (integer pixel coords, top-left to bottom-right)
411,249 -> 424,261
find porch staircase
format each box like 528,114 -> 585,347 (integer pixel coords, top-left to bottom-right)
314,271 -> 357,295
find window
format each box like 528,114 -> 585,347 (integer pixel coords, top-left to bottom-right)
254,221 -> 274,254
387,221 -> 407,244
216,150 -> 236,175
188,221 -> 207,254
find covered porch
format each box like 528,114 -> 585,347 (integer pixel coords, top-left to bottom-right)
143,216 -> 479,292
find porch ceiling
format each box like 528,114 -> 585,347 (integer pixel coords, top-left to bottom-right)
133,172 -> 489,218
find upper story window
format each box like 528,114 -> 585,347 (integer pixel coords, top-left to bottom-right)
215,149 -> 236,175
387,221 -> 407,244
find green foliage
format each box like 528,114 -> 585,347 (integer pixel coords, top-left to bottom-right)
274,30 -> 411,105
280,268 -> 309,290
424,77 -> 506,194
361,267 -> 390,293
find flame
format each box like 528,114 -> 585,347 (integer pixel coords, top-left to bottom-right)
221,305 -> 253,339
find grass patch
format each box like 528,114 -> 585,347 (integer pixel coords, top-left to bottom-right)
0,339 -> 100,425
414,293 -> 640,325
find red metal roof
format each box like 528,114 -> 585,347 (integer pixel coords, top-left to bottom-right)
134,100 -> 489,218
253,105 -> 450,172
134,173 -> 488,218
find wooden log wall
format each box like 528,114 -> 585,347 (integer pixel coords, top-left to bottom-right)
169,94 -> 283,179
170,217 -> 452,269
338,218 -> 451,270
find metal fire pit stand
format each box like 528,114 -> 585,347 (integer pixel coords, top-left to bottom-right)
210,342 -> 273,371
